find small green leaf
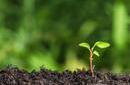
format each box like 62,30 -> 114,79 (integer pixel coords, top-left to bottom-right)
94,41 -> 110,48
93,50 -> 100,57
79,43 -> 90,50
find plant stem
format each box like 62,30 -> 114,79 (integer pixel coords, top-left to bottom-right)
90,48 -> 94,77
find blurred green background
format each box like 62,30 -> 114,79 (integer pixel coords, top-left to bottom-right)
0,0 -> 130,73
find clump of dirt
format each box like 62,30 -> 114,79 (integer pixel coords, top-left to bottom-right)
0,65 -> 130,85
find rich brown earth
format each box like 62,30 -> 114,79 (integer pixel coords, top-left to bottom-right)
0,65 -> 130,85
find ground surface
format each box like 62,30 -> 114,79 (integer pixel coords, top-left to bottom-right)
0,66 -> 130,85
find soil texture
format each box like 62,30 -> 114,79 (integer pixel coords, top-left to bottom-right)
0,66 -> 130,85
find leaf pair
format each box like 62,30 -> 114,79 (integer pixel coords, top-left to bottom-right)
79,41 -> 110,57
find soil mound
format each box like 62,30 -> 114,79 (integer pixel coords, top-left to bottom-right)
0,66 -> 130,85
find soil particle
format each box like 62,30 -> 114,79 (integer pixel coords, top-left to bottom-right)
0,66 -> 130,85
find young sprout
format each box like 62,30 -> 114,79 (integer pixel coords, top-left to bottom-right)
79,41 -> 110,77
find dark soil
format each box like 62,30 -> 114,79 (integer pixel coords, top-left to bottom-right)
0,66 -> 130,85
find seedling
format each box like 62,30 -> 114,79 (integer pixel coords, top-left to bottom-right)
79,41 -> 110,77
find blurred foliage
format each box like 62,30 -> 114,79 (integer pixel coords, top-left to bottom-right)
0,0 -> 130,73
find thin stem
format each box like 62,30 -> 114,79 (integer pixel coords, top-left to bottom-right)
90,48 -> 94,77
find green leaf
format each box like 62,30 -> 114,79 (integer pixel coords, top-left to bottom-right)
79,43 -> 90,50
93,50 -> 100,57
94,41 -> 110,48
